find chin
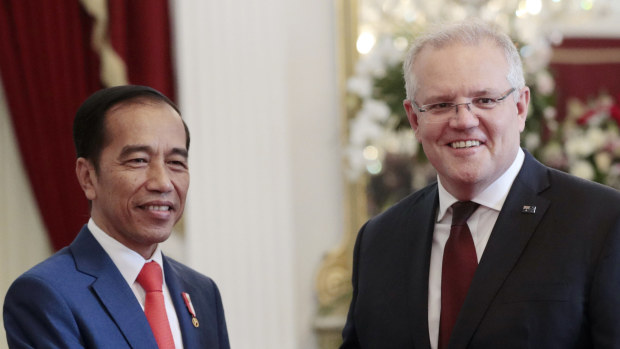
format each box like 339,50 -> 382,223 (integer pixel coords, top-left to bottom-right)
143,228 -> 174,243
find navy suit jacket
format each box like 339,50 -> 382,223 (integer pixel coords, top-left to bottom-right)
3,226 -> 230,348
341,150 -> 620,348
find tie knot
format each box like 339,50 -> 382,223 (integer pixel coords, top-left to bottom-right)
451,201 -> 480,226
137,261 -> 163,292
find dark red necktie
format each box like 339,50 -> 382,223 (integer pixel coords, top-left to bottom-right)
137,261 -> 175,349
438,201 -> 480,349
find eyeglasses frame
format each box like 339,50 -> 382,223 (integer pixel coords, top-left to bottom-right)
412,87 -> 517,114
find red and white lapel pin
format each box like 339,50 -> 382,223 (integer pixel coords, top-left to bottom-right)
182,292 -> 199,328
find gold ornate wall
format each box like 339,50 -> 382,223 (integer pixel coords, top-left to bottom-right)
313,1 -> 366,348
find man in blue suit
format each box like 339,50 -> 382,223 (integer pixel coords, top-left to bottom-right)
341,20 -> 620,348
4,85 -> 230,348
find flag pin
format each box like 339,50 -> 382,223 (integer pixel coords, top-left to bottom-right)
522,205 -> 536,214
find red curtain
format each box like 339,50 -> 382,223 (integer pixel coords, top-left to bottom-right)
0,0 -> 174,250
108,0 -> 175,100
0,1 -> 99,251
550,38 -> 620,119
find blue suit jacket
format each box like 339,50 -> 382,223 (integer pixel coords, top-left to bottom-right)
341,150 -> 620,348
3,226 -> 230,348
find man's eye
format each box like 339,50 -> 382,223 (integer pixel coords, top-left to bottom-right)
130,158 -> 147,163
475,98 -> 495,105
429,103 -> 453,110
169,160 -> 188,169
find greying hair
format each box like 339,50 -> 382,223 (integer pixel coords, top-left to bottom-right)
402,19 -> 525,101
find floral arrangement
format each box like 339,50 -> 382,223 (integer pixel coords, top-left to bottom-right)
536,93 -> 620,188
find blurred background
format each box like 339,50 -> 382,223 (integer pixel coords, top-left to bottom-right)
2,1 -> 620,348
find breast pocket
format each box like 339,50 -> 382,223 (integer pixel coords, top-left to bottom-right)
498,281 -> 570,303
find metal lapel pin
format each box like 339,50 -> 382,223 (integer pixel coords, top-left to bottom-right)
521,205 -> 536,214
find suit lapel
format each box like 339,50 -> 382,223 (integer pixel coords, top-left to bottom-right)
405,185 -> 438,348
70,227 -> 158,349
449,152 -> 551,348
163,257 -> 201,347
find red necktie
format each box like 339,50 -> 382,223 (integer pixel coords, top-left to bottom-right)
438,201 -> 480,349
137,261 -> 175,349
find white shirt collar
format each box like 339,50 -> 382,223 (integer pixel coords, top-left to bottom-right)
88,218 -> 165,286
436,148 -> 525,222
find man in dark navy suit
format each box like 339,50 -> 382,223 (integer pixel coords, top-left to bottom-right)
342,20 -> 620,348
4,85 -> 230,348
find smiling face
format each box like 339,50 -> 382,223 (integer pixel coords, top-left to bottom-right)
76,100 -> 189,258
403,41 -> 530,200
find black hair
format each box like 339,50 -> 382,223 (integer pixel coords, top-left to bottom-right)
73,85 -> 190,171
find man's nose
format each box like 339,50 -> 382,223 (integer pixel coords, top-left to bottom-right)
453,102 -> 472,113
146,162 -> 173,192
450,102 -> 479,127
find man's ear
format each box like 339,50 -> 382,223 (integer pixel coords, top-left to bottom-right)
516,86 -> 531,133
403,99 -> 420,133
75,158 -> 97,200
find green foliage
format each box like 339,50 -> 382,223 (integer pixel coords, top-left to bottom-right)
372,63 -> 409,130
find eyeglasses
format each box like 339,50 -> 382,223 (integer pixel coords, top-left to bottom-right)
412,87 -> 516,122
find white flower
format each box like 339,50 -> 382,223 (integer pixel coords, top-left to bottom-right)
374,37 -> 403,66
610,138 -> 620,157
535,70 -> 555,95
594,152 -> 613,173
540,141 -> 566,168
585,111 -> 608,127
524,132 -> 541,151
606,164 -> 620,188
380,130 -> 418,156
347,76 -> 373,98
597,94 -> 614,108
521,39 -> 553,74
546,119 -> 558,133
585,127 -> 607,150
543,106 -> 557,120
345,146 -> 368,180
564,137 -> 590,159
566,98 -> 586,120
349,116 -> 383,146
569,160 -> 595,180
360,99 -> 391,122
355,49 -> 387,78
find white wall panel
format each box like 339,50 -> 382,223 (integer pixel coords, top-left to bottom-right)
171,0 -> 342,348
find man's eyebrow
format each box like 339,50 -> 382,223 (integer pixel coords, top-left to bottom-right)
169,148 -> 188,159
471,88 -> 495,96
118,145 -> 188,159
422,92 -> 456,103
119,145 -> 152,158
424,89 -> 497,102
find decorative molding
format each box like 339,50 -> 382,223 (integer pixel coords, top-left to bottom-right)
80,0 -> 128,87
551,48 -> 620,64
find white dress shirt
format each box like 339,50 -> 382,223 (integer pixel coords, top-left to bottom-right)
427,148 -> 525,349
88,219 -> 184,348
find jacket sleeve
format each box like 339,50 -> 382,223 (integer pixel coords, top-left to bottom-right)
212,280 -> 230,349
340,223 -> 367,349
589,215 -> 620,347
